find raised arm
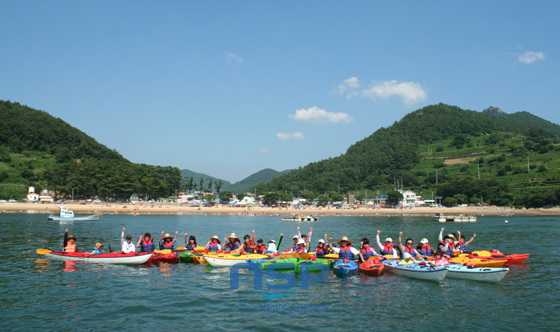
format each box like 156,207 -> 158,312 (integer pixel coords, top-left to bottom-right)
466,233 -> 477,246
439,228 -> 444,242
398,232 -> 404,252
184,233 -> 189,246
136,235 -> 143,248
251,230 -> 255,245
63,229 -> 69,249
121,227 -> 126,246
160,231 -> 165,243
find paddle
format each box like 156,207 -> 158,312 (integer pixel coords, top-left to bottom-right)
176,247 -> 185,252
36,248 -> 52,255
154,249 -> 172,254
109,244 -> 113,253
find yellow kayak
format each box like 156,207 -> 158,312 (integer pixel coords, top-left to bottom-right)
451,255 -> 507,267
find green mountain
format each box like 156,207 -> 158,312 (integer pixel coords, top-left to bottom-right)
181,168 -> 291,194
0,101 -> 182,200
256,103 -> 560,208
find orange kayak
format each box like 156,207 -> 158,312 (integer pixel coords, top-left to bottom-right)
451,255 -> 507,267
470,251 -> 529,264
359,259 -> 385,276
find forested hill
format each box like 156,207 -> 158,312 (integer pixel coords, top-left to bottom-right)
256,103 -> 560,208
0,101 -> 182,200
0,101 -> 125,162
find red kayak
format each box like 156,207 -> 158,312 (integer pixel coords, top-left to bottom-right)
359,259 -> 385,276
470,251 -> 530,264
155,251 -> 179,263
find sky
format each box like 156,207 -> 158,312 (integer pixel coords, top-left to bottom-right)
1,1 -> 558,182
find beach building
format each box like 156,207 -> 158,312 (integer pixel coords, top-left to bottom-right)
27,187 -> 39,202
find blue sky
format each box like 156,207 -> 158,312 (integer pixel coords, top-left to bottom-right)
1,1 -> 558,182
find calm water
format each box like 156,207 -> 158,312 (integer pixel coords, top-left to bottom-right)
0,213 -> 558,331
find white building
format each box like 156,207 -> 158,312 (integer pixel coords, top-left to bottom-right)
27,187 -> 39,202
398,189 -> 423,207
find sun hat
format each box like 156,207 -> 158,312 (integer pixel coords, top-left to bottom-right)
318,239 -> 325,244
67,234 -> 76,241
420,238 -> 429,244
337,236 -> 352,246
164,233 -> 173,240
228,233 -> 239,239
385,237 -> 393,243
210,235 -> 221,243
94,243 -> 104,250
297,239 -> 306,245
447,234 -> 456,239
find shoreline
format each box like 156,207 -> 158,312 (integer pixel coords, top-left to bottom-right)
2,202 -> 559,216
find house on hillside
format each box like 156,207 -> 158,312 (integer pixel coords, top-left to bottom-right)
398,189 -> 423,207
27,187 -> 39,202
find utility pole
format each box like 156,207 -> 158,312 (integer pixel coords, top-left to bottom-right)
527,156 -> 530,173
477,164 -> 480,180
436,170 -> 438,184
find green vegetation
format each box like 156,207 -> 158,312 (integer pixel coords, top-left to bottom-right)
256,104 -> 560,208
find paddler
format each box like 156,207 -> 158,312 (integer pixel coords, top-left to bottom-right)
398,252 -> 415,265
291,239 -> 308,253
160,231 -> 178,250
239,230 -> 256,253
297,226 -> 313,250
184,233 -> 198,251
121,227 -> 136,253
398,232 -> 422,258
416,238 -> 433,258
254,238 -> 267,254
438,228 -> 457,257
359,238 -> 381,262
223,233 -> 241,251
91,243 -> 104,255
376,230 -> 398,258
328,236 -> 364,261
205,235 -> 222,252
137,232 -> 155,252
63,229 -> 77,252
316,239 -> 328,258
431,250 -> 449,266
266,233 -> 283,254
456,231 -> 476,253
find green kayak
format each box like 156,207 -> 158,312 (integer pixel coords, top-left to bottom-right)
262,257 -> 332,273
179,251 -> 196,263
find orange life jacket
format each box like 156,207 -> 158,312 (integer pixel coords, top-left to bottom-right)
65,242 -> 76,253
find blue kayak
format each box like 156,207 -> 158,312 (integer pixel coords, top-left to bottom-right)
333,260 -> 358,277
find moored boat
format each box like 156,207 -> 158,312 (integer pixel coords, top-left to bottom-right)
281,215 -> 319,222
41,250 -> 152,265
445,264 -> 509,282
48,205 -> 101,221
382,259 -> 448,281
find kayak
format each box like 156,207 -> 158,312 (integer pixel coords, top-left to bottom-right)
262,257 -> 302,270
359,259 -> 385,276
204,253 -> 269,267
445,264 -> 509,282
382,259 -> 448,281
43,251 -> 152,265
155,251 -> 179,263
333,260 -> 358,277
179,251 -> 196,263
295,258 -> 333,273
451,256 -> 507,268
470,251 -> 529,264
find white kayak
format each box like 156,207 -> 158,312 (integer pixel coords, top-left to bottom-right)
203,253 -> 270,267
382,259 -> 448,281
44,251 -> 152,265
445,264 -> 509,282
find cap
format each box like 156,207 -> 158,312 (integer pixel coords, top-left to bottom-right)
318,239 -> 325,244
420,238 -> 428,244
293,235 -> 299,239
385,237 -> 393,243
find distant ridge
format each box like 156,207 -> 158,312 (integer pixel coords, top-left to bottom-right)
181,168 -> 291,193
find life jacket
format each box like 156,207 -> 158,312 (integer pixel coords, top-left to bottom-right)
295,246 -> 306,253
255,244 -> 266,254
186,242 -> 197,250
225,242 -> 239,251
433,258 -> 448,266
208,242 -> 220,252
92,249 -> 104,255
242,242 -> 255,254
338,246 -> 354,260
292,243 -> 298,250
141,238 -> 154,252
360,245 -> 375,260
162,240 -> 174,250
417,244 -> 433,256
403,245 -> 418,257
442,241 -> 455,256
65,242 -> 76,253
457,243 -> 467,252
316,245 -> 327,257
381,243 -> 394,255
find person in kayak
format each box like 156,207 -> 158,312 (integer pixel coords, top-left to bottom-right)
431,250 -> 449,266
359,238 -> 381,262
416,238 -> 433,258
456,231 -> 476,253
254,238 -> 267,254
328,236 -> 364,261
266,233 -> 283,254
205,236 -> 222,252
63,229 -> 77,252
137,232 -> 155,252
297,226 -> 313,251
160,231 -> 178,250
376,230 -> 398,258
291,239 -> 307,253
239,230 -> 256,253
398,252 -> 416,265
91,243 -> 104,255
223,233 -> 241,251
316,239 -> 328,258
438,228 -> 457,257
184,233 -> 197,251
398,232 -> 421,258
121,227 -> 136,253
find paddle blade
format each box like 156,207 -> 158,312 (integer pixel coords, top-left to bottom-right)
36,249 -> 52,255
194,246 -> 205,253
155,249 -> 172,254
176,247 -> 185,252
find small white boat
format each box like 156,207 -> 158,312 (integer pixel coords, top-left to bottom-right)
44,251 -> 152,265
433,213 -> 477,223
281,215 -> 319,222
48,205 -> 101,221
382,259 -> 448,281
203,253 -> 269,267
445,264 -> 509,282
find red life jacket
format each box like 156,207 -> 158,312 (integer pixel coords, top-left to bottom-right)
381,243 -> 394,255
255,244 -> 266,254
360,245 -> 375,259
403,245 -> 417,257
242,242 -> 255,253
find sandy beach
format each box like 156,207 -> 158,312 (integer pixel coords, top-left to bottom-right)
1,202 -> 559,216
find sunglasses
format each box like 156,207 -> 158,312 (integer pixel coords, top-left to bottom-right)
406,242 -> 413,245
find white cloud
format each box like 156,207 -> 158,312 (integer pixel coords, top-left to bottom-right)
276,132 -> 305,140
518,50 -> 545,64
226,52 -> 244,65
259,148 -> 269,154
289,106 -> 353,124
362,80 -> 427,107
332,76 -> 360,98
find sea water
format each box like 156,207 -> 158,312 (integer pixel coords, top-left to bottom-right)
0,213 -> 558,330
